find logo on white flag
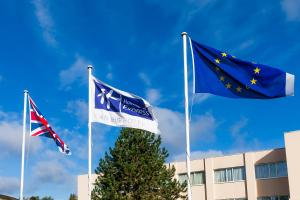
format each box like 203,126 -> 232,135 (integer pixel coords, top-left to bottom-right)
97,88 -> 120,110
90,75 -> 159,133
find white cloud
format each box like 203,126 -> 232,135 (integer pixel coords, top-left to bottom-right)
32,0 -> 57,46
105,64 -> 114,80
0,110 -> 19,121
106,72 -> 113,80
237,39 -> 255,51
146,89 -> 161,105
281,0 -> 300,21
139,72 -> 164,105
59,56 -> 90,89
0,110 -> 42,159
55,122 -> 111,160
68,133 -> 87,160
0,121 -> 23,156
192,94 -> 211,104
229,117 -> 261,153
138,72 -> 151,86
145,0 -> 216,37
172,150 -> 223,161
30,148 -> 78,186
63,100 -> 112,159
154,107 -> 217,154
58,128 -> 88,160
32,159 -> 73,184
65,99 -> 88,124
230,117 -> 249,151
22,148 -> 78,195
230,117 -> 248,136
0,176 -> 19,195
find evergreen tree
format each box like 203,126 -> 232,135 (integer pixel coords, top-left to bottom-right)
29,197 -> 39,200
41,197 -> 53,200
25,196 -> 53,200
69,193 -> 78,200
92,128 -> 186,200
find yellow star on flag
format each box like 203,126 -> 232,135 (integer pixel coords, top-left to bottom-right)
220,76 -> 225,81
236,86 -> 242,92
221,52 -> 227,57
215,67 -> 220,71
226,83 -> 232,89
254,67 -> 261,74
215,58 -> 220,64
250,78 -> 257,85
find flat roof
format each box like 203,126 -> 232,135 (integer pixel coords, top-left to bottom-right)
168,147 -> 285,164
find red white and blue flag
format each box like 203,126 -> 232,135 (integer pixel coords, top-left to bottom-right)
29,96 -> 71,155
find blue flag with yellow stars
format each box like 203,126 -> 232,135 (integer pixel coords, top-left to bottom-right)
190,39 -> 295,99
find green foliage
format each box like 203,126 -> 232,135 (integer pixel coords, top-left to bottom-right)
41,197 -> 54,200
92,128 -> 187,200
69,193 -> 78,200
28,197 -> 39,200
24,196 -> 53,200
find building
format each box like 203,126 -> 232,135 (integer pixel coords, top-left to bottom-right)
0,194 -> 17,200
77,130 -> 300,200
77,174 -> 98,200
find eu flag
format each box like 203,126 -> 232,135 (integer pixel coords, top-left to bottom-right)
190,39 -> 295,99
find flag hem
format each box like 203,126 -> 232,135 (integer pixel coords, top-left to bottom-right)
286,73 -> 295,96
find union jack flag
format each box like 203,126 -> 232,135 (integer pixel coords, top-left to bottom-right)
29,96 -> 71,155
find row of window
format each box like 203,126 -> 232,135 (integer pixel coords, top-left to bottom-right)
217,197 -> 288,200
257,196 -> 289,200
215,167 -> 245,183
218,198 -> 247,200
255,162 -> 288,179
178,161 -> 287,184
178,172 -> 205,185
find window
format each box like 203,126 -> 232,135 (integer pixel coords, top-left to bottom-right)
277,162 -> 288,177
255,162 -> 288,179
233,167 -> 245,181
257,198 -> 271,200
215,169 -> 226,182
257,196 -> 288,200
215,167 -> 246,183
269,163 -> 276,177
178,173 -> 188,185
192,171 -> 204,185
178,171 -> 205,185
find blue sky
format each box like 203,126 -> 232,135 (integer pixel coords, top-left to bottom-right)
0,0 -> 300,199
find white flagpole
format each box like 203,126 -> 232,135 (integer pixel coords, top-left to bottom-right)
20,90 -> 28,200
182,32 -> 192,200
88,65 -> 93,200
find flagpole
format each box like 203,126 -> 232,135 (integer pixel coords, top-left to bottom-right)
87,65 -> 93,200
181,32 -> 192,200
20,90 -> 28,200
